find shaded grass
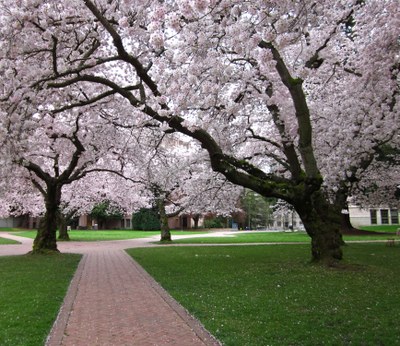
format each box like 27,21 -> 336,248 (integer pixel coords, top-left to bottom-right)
0,237 -> 19,245
127,244 -> 400,346
0,228 -> 23,232
15,229 -> 209,241
0,254 -> 81,346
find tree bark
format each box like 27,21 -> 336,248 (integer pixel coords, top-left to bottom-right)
31,184 -> 61,254
192,214 -> 200,229
58,212 -> 71,241
340,212 -> 360,234
294,193 -> 343,265
157,197 -> 171,241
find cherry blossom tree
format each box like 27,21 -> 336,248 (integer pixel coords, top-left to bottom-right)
0,103 -> 135,252
1,0 -> 398,263
117,132 -> 242,240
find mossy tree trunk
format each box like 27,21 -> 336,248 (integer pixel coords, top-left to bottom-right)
58,211 -> 71,241
32,183 -> 62,254
192,214 -> 200,229
157,197 -> 171,241
19,129 -> 87,254
340,212 -> 360,234
294,193 -> 343,265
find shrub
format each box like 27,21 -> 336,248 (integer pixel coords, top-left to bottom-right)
132,208 -> 160,230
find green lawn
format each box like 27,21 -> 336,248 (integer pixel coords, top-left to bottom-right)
0,228 -> 25,232
128,244 -> 400,346
13,228 -> 400,244
359,224 -> 400,233
0,254 -> 81,346
171,231 -> 310,244
171,230 -> 399,244
0,237 -> 19,245
15,229 -> 209,241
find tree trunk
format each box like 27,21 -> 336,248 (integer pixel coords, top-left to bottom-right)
295,193 -> 343,265
192,214 -> 200,229
340,211 -> 361,234
58,212 -> 70,241
31,184 -> 61,254
157,198 -> 171,241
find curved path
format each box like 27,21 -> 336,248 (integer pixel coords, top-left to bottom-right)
0,233 -> 221,346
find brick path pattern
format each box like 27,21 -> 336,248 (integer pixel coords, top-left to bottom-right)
0,233 -> 221,346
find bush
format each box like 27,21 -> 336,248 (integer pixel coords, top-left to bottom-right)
132,208 -> 160,230
203,216 -> 227,228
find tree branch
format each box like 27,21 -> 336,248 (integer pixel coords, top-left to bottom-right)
259,40 -> 320,180
83,0 -> 161,96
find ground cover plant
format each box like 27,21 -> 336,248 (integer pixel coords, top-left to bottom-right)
0,254 -> 81,346
15,229 -> 209,241
128,244 -> 400,346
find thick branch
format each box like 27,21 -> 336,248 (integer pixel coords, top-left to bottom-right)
46,66 -> 296,201
259,40 -> 320,180
53,84 -> 141,113
83,0 -> 160,96
51,36 -> 59,76
18,159 -> 52,183
267,102 -> 303,180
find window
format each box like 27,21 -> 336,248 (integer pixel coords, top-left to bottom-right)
390,209 -> 399,224
370,209 -> 377,224
381,209 -> 389,224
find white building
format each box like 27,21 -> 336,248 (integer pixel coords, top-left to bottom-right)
349,205 -> 399,227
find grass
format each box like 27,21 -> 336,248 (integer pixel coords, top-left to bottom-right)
15,229 -> 209,241
12,227 -> 400,244
0,237 -> 19,245
0,254 -> 81,346
359,224 -> 400,233
0,228 -> 24,232
170,230 -> 399,244
171,231 -> 310,244
127,244 -> 400,346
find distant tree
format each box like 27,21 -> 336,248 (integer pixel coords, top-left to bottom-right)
90,201 -> 124,230
132,208 -> 160,231
241,190 -> 276,230
204,215 -> 227,229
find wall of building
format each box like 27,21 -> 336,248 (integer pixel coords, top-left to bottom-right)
349,205 -> 399,227
0,217 -> 19,228
0,215 -> 33,228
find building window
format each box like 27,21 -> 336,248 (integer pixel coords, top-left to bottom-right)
370,209 -> 377,224
380,209 -> 389,224
390,209 -> 399,224
125,219 -> 131,229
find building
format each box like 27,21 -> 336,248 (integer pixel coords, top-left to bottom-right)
348,205 -> 399,227
77,214 -> 132,230
77,213 -> 202,230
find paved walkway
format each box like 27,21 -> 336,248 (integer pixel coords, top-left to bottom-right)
0,233 -> 221,346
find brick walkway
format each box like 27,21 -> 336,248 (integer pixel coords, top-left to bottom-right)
0,234 -> 220,346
